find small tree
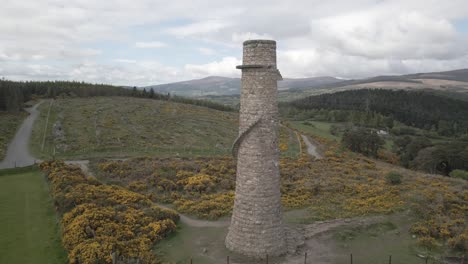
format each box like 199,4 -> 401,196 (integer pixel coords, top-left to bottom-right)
341,127 -> 384,157
385,172 -> 402,185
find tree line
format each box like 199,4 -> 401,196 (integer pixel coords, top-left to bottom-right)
339,125 -> 468,176
283,89 -> 468,176
287,89 -> 468,136
281,107 -> 395,130
394,135 -> 468,175
0,79 -> 234,112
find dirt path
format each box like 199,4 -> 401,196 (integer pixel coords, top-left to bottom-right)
0,102 -> 42,169
65,160 -> 94,177
156,203 -> 230,228
301,135 -> 322,159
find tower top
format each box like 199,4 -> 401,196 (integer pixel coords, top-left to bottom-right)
239,39 -> 277,68
243,39 -> 276,46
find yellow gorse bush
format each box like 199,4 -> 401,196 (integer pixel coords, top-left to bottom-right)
40,161 -> 179,264
93,133 -> 467,253
174,192 -> 235,219
408,176 -> 467,251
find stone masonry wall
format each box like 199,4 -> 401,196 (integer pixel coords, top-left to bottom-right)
225,40 -> 286,258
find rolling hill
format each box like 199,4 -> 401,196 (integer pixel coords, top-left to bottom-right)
144,76 -> 342,97
144,69 -> 468,104
280,69 -> 468,101
30,97 -> 239,159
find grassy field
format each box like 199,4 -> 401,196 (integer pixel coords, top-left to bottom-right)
332,217 -> 422,264
289,120 -> 341,140
0,111 -> 27,160
154,216 -> 424,264
154,223 -> 231,264
0,167 -> 67,263
154,210 -> 315,264
289,120 -> 398,151
31,97 -> 239,159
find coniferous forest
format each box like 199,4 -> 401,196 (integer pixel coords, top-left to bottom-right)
287,89 -> 468,135
0,79 -> 234,112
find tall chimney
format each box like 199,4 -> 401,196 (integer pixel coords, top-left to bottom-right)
225,39 -> 286,258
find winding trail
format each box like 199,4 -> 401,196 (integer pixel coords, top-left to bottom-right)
65,160 -> 94,178
0,102 -> 42,169
301,135 -> 322,159
156,203 -> 229,228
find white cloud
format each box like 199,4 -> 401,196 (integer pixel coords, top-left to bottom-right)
67,61 -> 181,86
231,32 -> 273,43
0,0 -> 467,84
309,10 -> 464,60
135,41 -> 167,48
114,59 -> 137,64
184,57 -> 241,78
165,20 -> 229,38
198,47 -> 216,55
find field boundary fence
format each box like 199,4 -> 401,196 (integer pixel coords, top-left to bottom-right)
180,253 -> 466,264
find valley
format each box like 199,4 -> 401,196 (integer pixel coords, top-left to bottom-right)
2,1 -> 468,263
0,76 -> 466,264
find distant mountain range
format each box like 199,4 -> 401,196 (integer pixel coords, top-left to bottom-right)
143,68 -> 468,100
144,76 -> 343,97
144,76 -> 240,97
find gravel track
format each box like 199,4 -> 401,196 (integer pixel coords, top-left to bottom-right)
0,102 -> 42,169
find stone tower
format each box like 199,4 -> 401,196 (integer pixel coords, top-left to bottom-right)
225,40 -> 286,258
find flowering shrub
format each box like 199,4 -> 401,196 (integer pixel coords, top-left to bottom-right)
182,174 -> 215,194
92,134 -> 467,253
40,161 -> 178,264
408,177 -> 467,251
174,192 -> 234,219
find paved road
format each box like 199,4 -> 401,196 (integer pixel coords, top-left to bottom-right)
0,102 -> 42,169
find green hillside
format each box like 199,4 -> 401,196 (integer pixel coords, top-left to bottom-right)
31,97 -> 239,159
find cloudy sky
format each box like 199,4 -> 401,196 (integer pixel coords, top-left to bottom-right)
1,0 -> 468,86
